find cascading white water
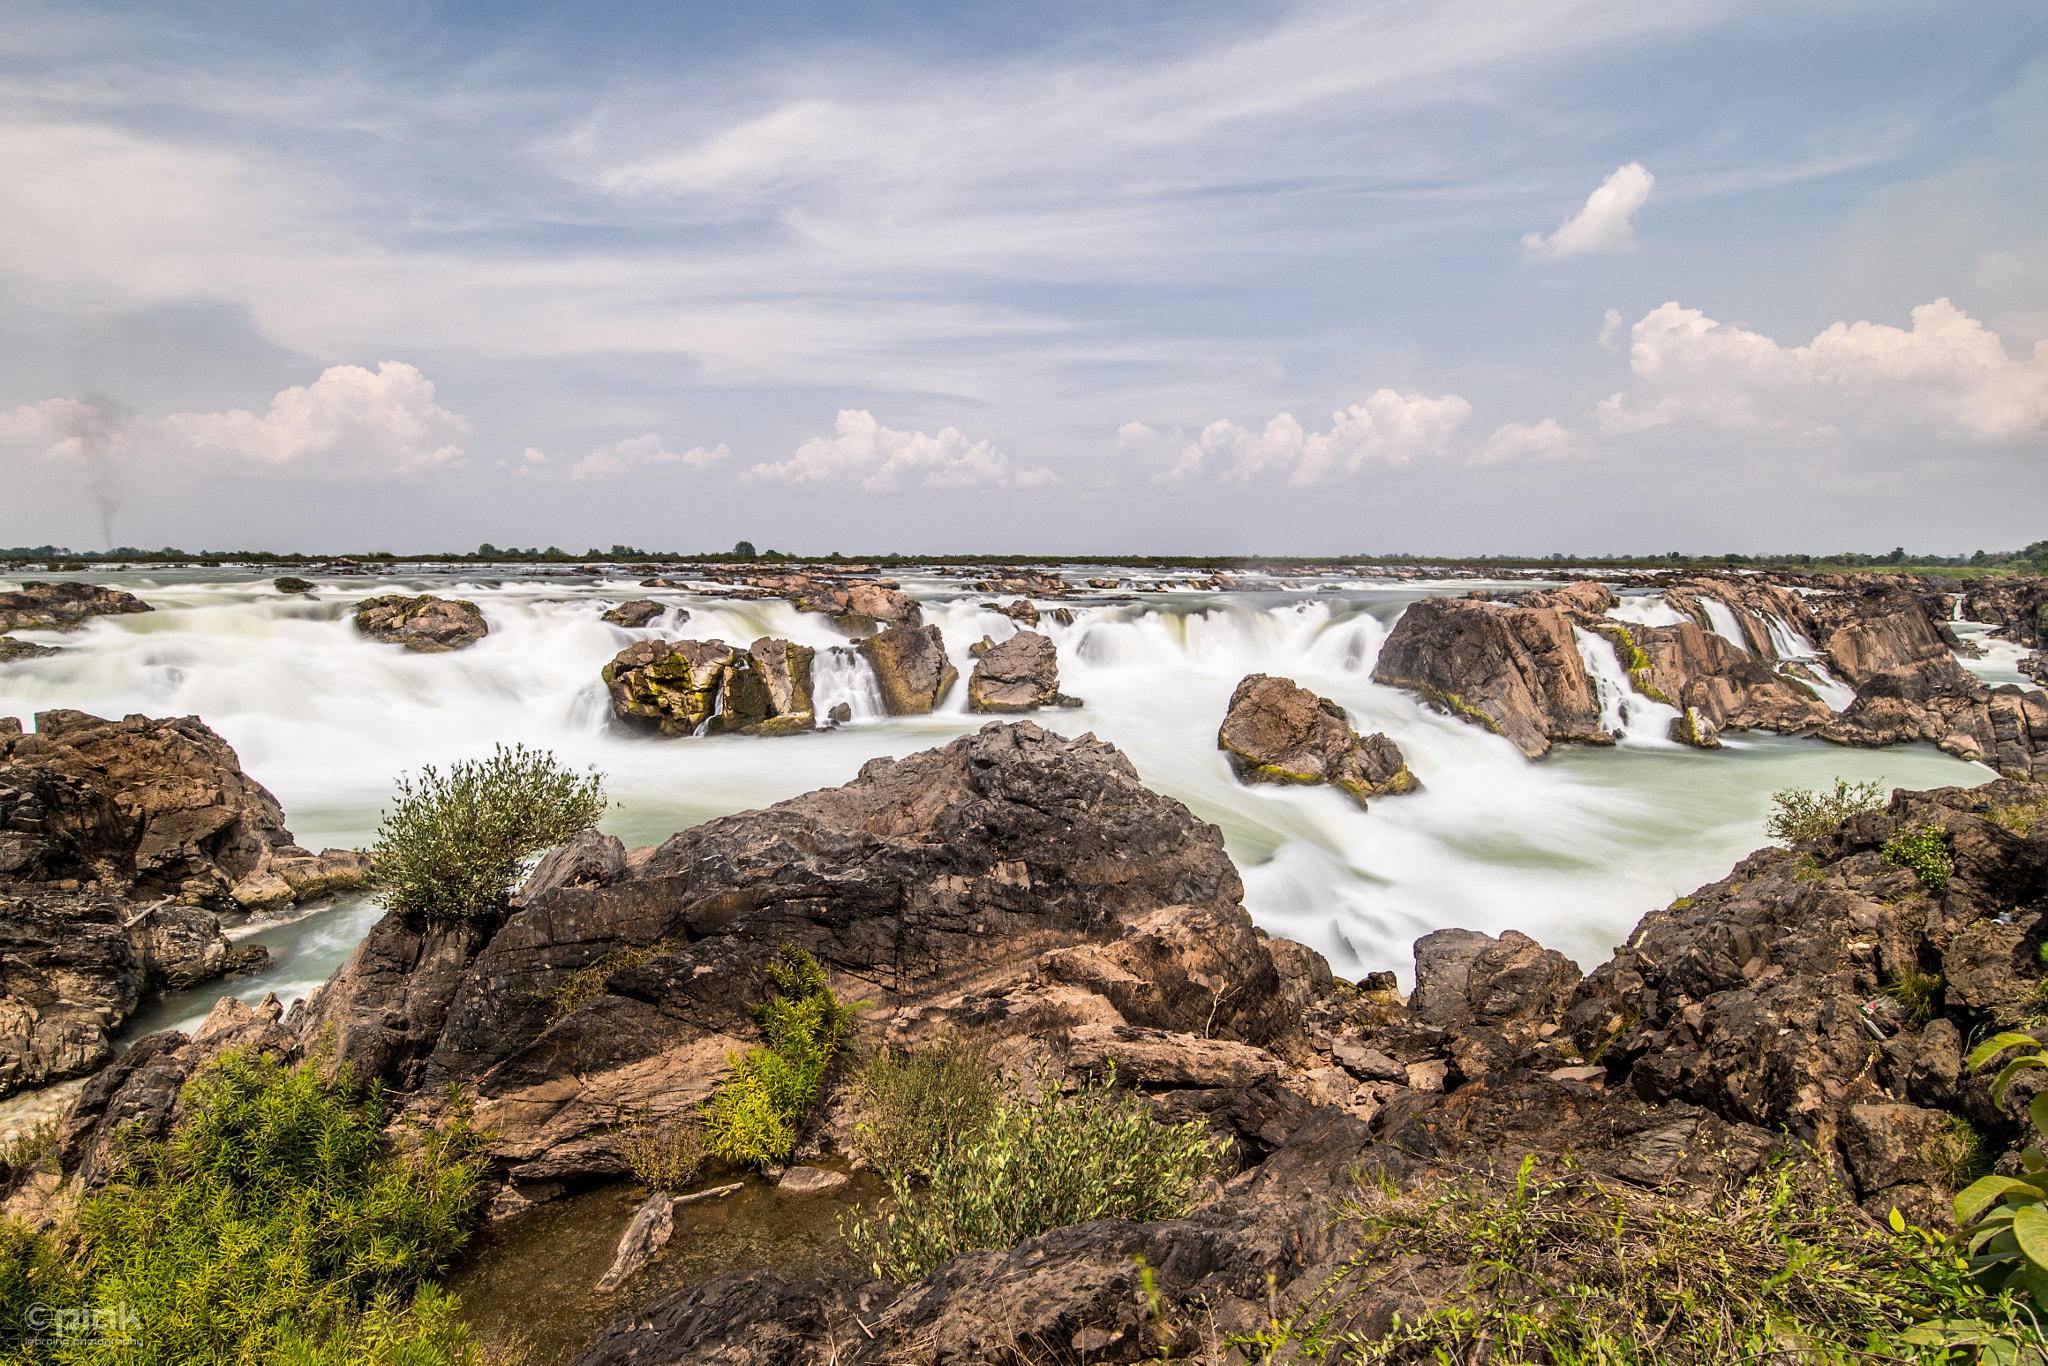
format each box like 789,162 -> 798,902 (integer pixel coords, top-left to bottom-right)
811,647 -> 887,721
0,569 -> 1993,1056
1572,625 -> 1683,745
1756,611 -> 1858,710
1697,597 -> 1750,651
1606,591 -> 1690,628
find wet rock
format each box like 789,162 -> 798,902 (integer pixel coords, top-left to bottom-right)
1,710 -> 298,905
1618,621 -> 1833,738
966,631 -> 1073,712
0,638 -> 60,663
0,582 -> 152,633
743,638 -> 817,735
1217,674 -> 1416,808
735,573 -> 921,630
1371,596 -> 1608,759
1964,580 -> 2048,649
602,638 -> 742,735
353,594 -> 488,652
778,1166 -> 850,1195
601,599 -> 667,628
858,625 -> 959,715
1821,667 -> 2048,780
272,576 -> 315,594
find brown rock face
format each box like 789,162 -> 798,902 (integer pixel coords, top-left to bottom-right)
1216,674 -> 1415,808
859,625 -> 959,715
1371,597 -> 1607,759
966,631 -> 1072,713
353,595 -> 488,652
1,710 -> 297,905
0,581 -> 152,633
600,638 -> 817,737
731,573 -> 921,629
1622,620 -> 1834,737
600,600 -> 668,628
1963,579 -> 2048,649
1809,588 -> 1955,684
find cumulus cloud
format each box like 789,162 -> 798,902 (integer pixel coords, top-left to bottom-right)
511,433 -> 729,482
744,409 -> 1060,492
155,362 -> 471,474
1143,390 -> 1473,486
1595,297 -> 2048,443
1523,163 -> 1655,261
1598,307 -> 1626,351
1476,418 -> 1576,466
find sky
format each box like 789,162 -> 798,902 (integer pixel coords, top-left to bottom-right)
1,0 -> 2045,557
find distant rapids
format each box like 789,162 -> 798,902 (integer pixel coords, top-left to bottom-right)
0,566 -> 1998,1042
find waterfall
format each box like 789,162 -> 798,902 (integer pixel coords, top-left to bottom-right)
1573,625 -> 1683,746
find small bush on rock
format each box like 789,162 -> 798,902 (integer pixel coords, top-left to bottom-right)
372,743 -> 606,920
701,946 -> 850,1168
843,1065 -> 1226,1283
616,1105 -> 705,1195
1882,823 -> 1954,892
1766,777 -> 1886,845
847,1036 -> 1002,1177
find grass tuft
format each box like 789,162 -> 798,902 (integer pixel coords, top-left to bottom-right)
846,1036 -> 1003,1178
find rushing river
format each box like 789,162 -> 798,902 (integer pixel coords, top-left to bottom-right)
0,566 -> 1993,1044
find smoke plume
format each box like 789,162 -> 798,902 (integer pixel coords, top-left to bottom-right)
60,394 -> 136,548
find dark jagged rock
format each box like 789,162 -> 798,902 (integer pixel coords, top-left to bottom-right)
858,624 -> 958,715
272,576 -> 315,594
1820,666 -> 2048,779
601,599 -> 668,628
1371,596 -> 1608,759
600,638 -> 816,737
966,630 -> 1076,713
1217,674 -> 1415,808
1965,579 -> 2048,649
0,581 -> 152,633
0,638 -> 60,663
353,594 -> 488,652
1617,619 -> 1834,740
718,573 -> 920,630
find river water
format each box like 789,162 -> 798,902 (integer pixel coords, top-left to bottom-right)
0,566 -> 1991,1048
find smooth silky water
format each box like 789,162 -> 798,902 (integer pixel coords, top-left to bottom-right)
0,566 -> 1994,1349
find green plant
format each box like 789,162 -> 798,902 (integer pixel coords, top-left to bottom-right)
615,1106 -> 705,1195
0,1048 -> 499,1363
371,743 -> 606,920
843,1064 -> 1227,1283
1766,777 -> 1887,845
846,1036 -> 1003,1177
1883,823 -> 1955,893
1882,969 -> 1946,1029
1939,1115 -> 1995,1193
545,938 -> 679,1026
0,1118 -> 58,1173
1793,853 -> 1828,883
700,945 -> 849,1168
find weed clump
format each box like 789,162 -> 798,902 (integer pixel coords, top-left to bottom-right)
843,1065 -> 1226,1283
372,743 -> 606,920
0,1048 -> 498,1362
1880,969 -> 1945,1029
701,945 -> 850,1168
1766,777 -> 1886,845
846,1036 -> 1003,1177
546,938 -> 679,1026
1882,823 -> 1954,892
616,1106 -> 706,1195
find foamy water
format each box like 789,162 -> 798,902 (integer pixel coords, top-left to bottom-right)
0,568 -> 1990,1049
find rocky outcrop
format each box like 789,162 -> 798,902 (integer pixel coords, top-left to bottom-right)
0,638 -> 60,663
273,576 -> 316,594
1808,586 -> 1955,684
974,570 -> 1070,598
858,625 -> 958,715
720,573 -> 920,630
1216,674 -> 1416,809
966,631 -> 1076,713
1617,620 -> 1834,738
354,595 -> 488,652
1821,672 -> 2048,779
1371,596 -> 1608,758
0,582 -> 152,633
0,889 -> 261,1098
601,600 -> 668,628
601,638 -> 818,737
1963,579 -> 2048,649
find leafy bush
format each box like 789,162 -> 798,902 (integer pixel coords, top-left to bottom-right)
700,946 -> 849,1168
843,1065 -> 1227,1283
847,1036 -> 1002,1177
1883,823 -> 1955,892
616,1106 -> 705,1195
1766,777 -> 1886,845
0,1048 -> 498,1363
372,743 -> 606,920
0,1117 -> 57,1174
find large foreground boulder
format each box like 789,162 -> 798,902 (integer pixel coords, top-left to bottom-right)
0,581 -> 152,633
353,594 -> 488,652
601,638 -> 818,737
966,631 -> 1077,712
1217,674 -> 1415,809
1371,596 -> 1608,758
858,625 -> 959,715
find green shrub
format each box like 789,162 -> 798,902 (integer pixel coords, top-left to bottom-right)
0,1117 -> 58,1173
0,1048 -> 497,1363
1881,969 -> 1945,1029
545,938 -> 679,1026
616,1107 -> 705,1195
847,1036 -> 1002,1177
843,1065 -> 1227,1283
1882,824 -> 1954,892
700,946 -> 849,1168
1766,777 -> 1887,845
371,743 -> 606,920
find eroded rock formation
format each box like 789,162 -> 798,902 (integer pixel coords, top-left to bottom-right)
1371,596 -> 1608,758
1217,674 -> 1415,808
354,595 -> 488,652
966,631 -> 1076,713
601,638 -> 818,736
601,600 -> 668,628
0,582 -> 152,633
858,625 -> 959,715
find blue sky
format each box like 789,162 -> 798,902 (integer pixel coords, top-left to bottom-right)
2,0 -> 2044,555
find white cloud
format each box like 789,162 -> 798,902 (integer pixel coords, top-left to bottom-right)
744,410 -> 1060,492
155,362 -> 470,474
1151,390 -> 1473,486
1595,297 -> 2048,443
511,433 -> 730,482
1477,418 -> 1576,466
1523,163 -> 1655,261
1598,307 -> 1625,351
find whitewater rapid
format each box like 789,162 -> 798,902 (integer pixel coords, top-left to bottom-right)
0,568 -> 1992,1044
